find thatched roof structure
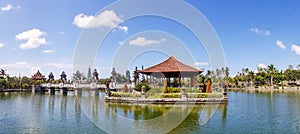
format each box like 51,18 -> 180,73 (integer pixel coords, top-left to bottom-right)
138,56 -> 203,78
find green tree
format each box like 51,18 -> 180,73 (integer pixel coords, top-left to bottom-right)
296,64 -> 300,70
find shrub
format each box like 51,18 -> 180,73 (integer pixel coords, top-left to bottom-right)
187,93 -> 223,98
146,87 -> 163,96
110,92 -> 141,97
167,87 -> 181,93
160,93 -> 181,98
134,82 -> 151,92
185,87 -> 201,93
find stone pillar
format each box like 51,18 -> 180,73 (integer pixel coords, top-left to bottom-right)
91,88 -> 99,96
163,78 -> 168,93
181,88 -> 187,99
32,84 -> 45,93
178,74 -> 181,87
146,75 -> 148,83
60,87 -> 68,96
31,85 -> 35,93
141,85 -> 146,99
49,87 -> 55,95
74,88 -> 82,96
191,75 -> 196,87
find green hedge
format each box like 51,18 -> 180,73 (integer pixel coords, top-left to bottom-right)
146,87 -> 163,96
134,82 -> 151,92
110,92 -> 141,97
187,93 -> 223,98
160,93 -> 181,98
167,87 -> 181,93
185,87 -> 201,93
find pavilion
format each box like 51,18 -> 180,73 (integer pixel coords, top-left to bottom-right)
138,56 -> 203,87
31,70 -> 46,81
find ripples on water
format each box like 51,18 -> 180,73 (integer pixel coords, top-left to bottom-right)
0,91 -> 300,133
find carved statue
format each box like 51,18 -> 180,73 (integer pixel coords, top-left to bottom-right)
60,71 -> 67,83
133,66 -> 139,85
93,69 -> 99,80
206,79 -> 211,93
111,68 -> 116,82
0,69 -> 6,78
48,72 -> 54,82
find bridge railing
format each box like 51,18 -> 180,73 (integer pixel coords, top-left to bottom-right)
41,83 -> 132,89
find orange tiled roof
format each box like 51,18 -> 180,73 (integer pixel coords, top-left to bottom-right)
31,70 -> 45,80
139,56 -> 203,75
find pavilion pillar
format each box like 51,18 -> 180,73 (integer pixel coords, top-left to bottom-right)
191,74 -> 196,87
146,75 -> 148,83
178,74 -> 181,87
151,76 -> 153,86
167,77 -> 171,87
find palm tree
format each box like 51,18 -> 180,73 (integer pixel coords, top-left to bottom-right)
267,64 -> 276,87
267,64 -> 275,72
296,64 -> 300,70
225,67 -> 230,77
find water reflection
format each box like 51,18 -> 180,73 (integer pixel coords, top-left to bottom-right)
0,90 -> 227,133
75,95 -> 81,123
60,94 -> 67,122
2,91 -> 300,133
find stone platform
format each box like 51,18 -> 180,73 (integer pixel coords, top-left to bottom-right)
105,96 -> 228,104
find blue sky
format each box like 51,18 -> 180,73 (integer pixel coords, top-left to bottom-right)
0,0 -> 300,79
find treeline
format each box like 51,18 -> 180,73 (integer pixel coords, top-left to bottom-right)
1,64 -> 299,89
197,64 -> 300,88
0,76 -> 32,89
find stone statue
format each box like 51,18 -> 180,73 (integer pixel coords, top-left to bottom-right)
60,71 -> 67,83
0,69 -> 6,78
93,69 -> 99,81
111,68 -> 117,88
111,68 -> 116,82
133,66 -> 139,85
206,79 -> 211,93
48,72 -> 54,82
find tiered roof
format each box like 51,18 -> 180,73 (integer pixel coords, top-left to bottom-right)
32,70 -> 45,80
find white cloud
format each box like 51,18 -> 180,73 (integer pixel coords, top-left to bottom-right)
264,30 -> 271,36
118,41 -> 125,45
0,4 -> 20,12
250,28 -> 271,36
0,43 -> 4,48
291,44 -> 300,56
118,26 -> 128,33
194,62 -> 209,66
257,63 -> 267,68
1,62 -> 30,68
43,49 -> 55,54
1,4 -> 12,11
59,32 -> 64,35
73,10 -> 128,32
29,66 -> 41,76
44,63 -> 73,69
16,28 -> 47,50
276,40 -> 286,49
1,62 -> 72,69
129,37 -> 166,46
0,62 -> 72,77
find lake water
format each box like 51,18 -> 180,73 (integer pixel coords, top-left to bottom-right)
1,90 -> 300,133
